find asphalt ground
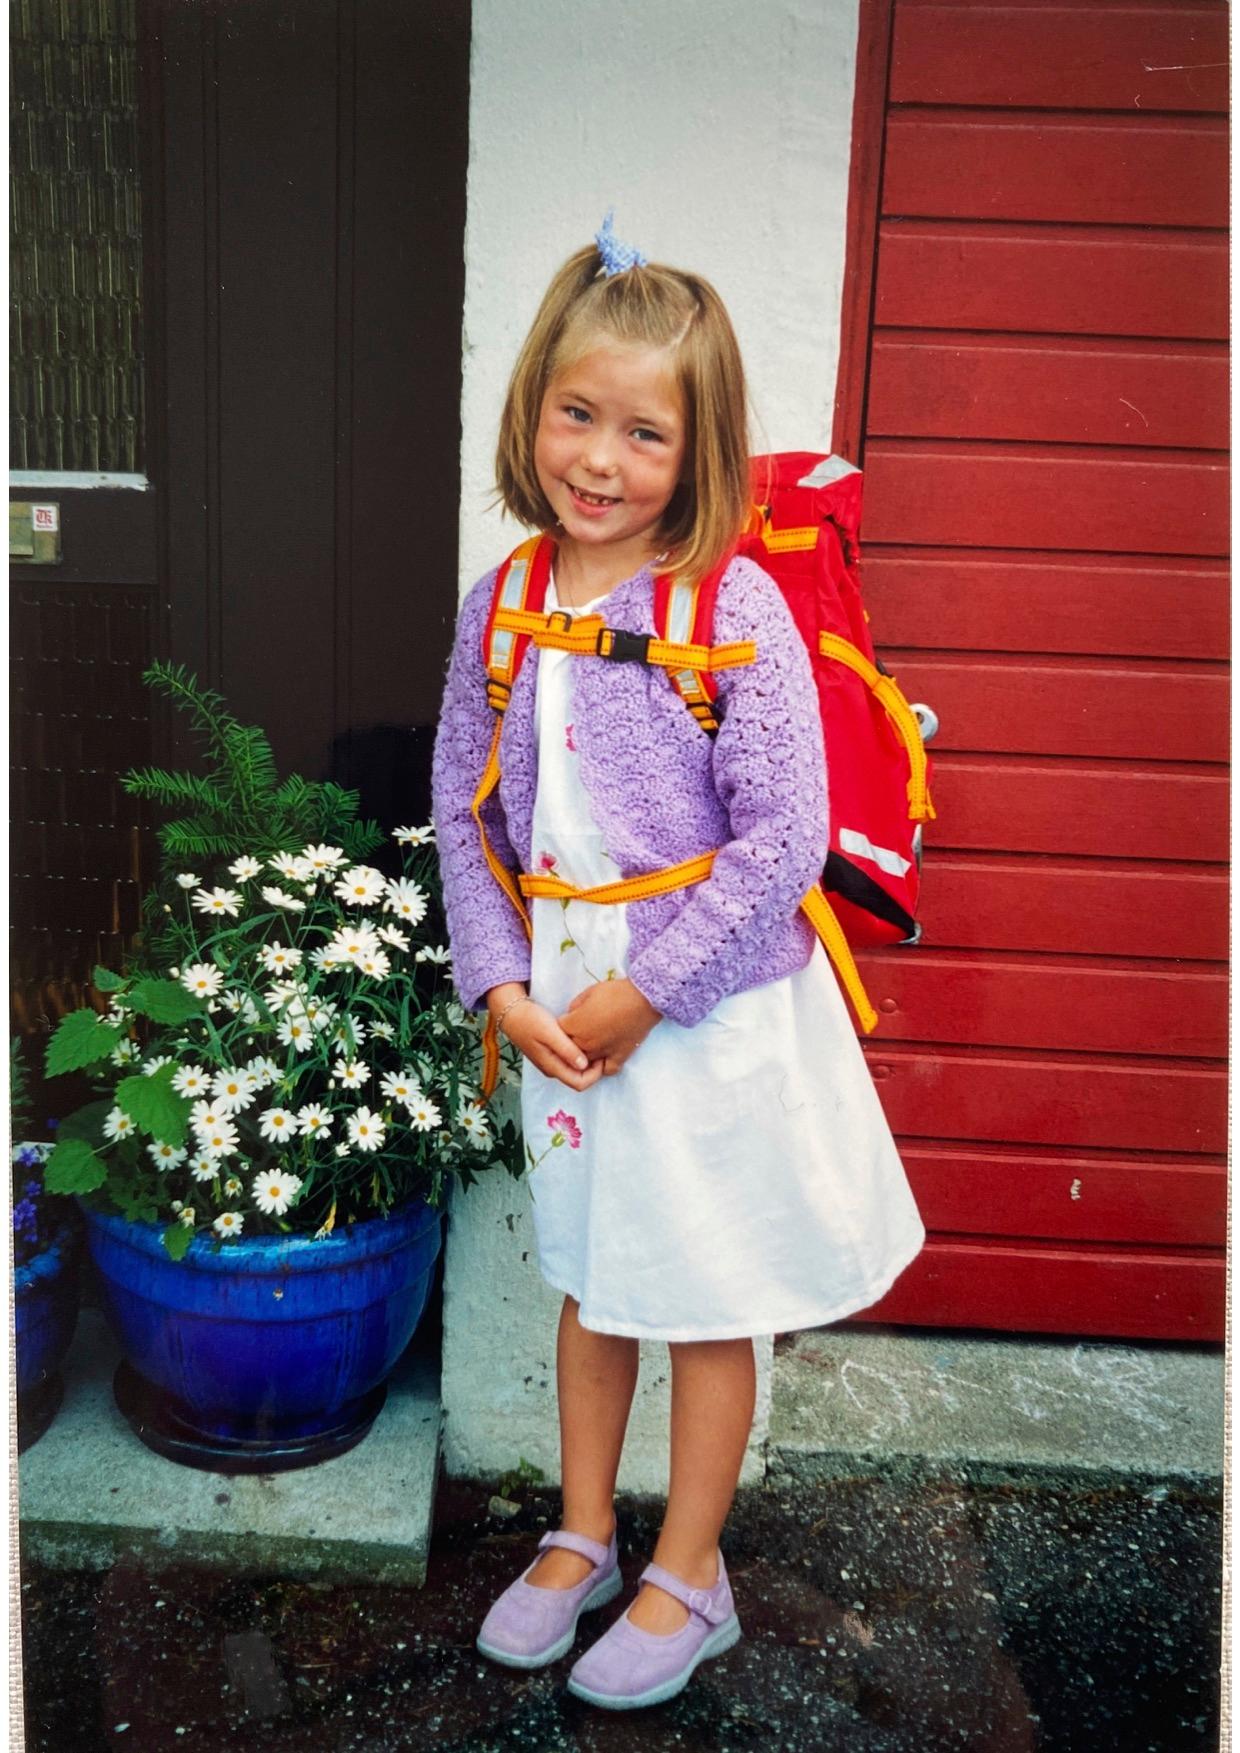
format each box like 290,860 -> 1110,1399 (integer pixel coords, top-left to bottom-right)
19,1465 -> 1222,1753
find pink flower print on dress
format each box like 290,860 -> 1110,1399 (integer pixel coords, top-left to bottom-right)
547,1109 -> 582,1149
565,722 -> 577,752
536,850 -> 558,872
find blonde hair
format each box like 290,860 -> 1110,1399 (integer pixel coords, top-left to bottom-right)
495,243 -> 752,586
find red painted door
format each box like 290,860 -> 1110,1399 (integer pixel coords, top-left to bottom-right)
835,0 -> 1229,1340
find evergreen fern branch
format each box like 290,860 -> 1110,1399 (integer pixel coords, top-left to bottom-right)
121,768 -> 229,811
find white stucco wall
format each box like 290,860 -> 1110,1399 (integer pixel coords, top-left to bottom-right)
443,0 -> 861,1491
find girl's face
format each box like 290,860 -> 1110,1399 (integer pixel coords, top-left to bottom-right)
533,339 -> 687,572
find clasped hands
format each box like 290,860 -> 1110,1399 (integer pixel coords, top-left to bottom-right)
487,977 -> 662,1090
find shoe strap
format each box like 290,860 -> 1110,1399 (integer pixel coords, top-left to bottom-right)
538,1528 -> 611,1569
639,1557 -> 730,1624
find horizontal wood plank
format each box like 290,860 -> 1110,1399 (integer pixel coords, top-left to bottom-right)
855,950 -> 1227,1057
852,1234 -> 1224,1341
891,5 -> 1229,113
923,756 -> 1228,860
914,853 -> 1228,961
883,112 -> 1228,227
875,221 -> 1228,340
863,1044 -> 1227,1153
883,653 -> 1228,762
900,1143 -> 1227,1247
862,439 -> 1229,556
862,549 -> 1230,660
868,332 -> 1228,449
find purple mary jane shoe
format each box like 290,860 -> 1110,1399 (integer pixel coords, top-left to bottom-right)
565,1548 -> 742,1710
475,1527 -> 622,1669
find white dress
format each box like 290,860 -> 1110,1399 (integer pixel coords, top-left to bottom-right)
520,572 -> 927,1341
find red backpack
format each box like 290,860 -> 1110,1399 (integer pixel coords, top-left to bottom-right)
471,452 -> 936,1093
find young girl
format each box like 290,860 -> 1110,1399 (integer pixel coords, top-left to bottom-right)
431,214 -> 926,1711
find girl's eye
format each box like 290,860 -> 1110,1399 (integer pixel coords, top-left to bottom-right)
564,405 -> 590,423
633,427 -> 663,443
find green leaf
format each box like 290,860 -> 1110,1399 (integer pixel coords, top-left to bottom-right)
44,1137 -> 107,1195
45,1010 -> 122,1077
92,965 -> 124,993
56,1099 -> 114,1146
129,979 -> 206,1025
116,1068 -> 189,1147
162,1221 -> 193,1261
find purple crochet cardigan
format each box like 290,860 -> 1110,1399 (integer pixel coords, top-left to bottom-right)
430,552 -> 829,1029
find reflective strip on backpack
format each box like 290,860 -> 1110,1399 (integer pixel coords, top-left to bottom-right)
839,826 -> 913,879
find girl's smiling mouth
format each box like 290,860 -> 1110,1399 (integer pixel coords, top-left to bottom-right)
569,484 -> 621,508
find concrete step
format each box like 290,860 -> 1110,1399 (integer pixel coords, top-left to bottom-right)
768,1324 -> 1225,1492
19,1309 -> 443,1587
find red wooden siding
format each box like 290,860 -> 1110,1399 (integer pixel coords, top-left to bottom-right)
833,0 -> 1229,1341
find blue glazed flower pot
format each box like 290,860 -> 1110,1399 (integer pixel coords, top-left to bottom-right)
79,1198 -> 443,1472
15,1215 -> 82,1451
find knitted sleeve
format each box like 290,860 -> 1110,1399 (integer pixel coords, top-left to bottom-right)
626,555 -> 828,1027
430,567 -> 533,1012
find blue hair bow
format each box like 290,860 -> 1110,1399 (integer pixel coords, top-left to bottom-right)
594,208 -> 647,277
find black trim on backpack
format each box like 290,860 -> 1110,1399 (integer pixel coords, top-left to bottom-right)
822,851 -> 916,938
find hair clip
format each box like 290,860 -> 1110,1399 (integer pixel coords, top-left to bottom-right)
594,207 -> 647,277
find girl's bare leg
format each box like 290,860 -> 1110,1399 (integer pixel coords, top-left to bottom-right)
626,1336 -> 757,1633
528,1293 -> 640,1589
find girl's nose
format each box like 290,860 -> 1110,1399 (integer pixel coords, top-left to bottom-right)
581,435 -> 619,477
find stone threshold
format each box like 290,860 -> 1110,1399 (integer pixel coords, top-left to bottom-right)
766,1324 -> 1225,1494
19,1310 -> 443,1587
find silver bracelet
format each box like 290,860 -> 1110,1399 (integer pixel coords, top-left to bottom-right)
494,993 -> 531,1037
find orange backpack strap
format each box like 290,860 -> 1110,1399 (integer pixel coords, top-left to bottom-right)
652,548 -> 736,733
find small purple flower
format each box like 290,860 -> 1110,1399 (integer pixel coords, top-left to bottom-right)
45,1118 -> 59,1132
16,1147 -> 41,1170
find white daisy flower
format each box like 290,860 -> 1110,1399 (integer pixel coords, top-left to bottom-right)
377,924 -> 409,951
175,872 -> 200,890
380,1069 -> 419,1106
103,1107 -> 136,1142
414,944 -> 452,965
212,1069 -> 256,1112
296,1103 -> 334,1137
246,1055 -> 281,1089
393,824 -> 434,845
334,1141 -> 350,1159
333,1059 -> 366,1089
406,1095 -> 442,1132
347,1106 -> 386,1153
458,1101 -> 491,1146
192,886 -> 242,919
107,994 -> 131,1018
276,1015 -> 316,1053
147,1140 -> 187,1171
218,988 -> 245,1014
170,1200 -> 183,1213
258,1106 -> 297,1144
110,1038 -> 140,1066
258,943 -> 303,975
261,885 -> 305,912
213,1211 -> 245,1238
269,851 -> 312,883
431,999 -> 472,1036
179,1206 -> 197,1229
327,924 -> 381,965
358,951 -> 392,979
190,1100 -> 226,1134
228,855 -> 263,881
142,1055 -> 173,1077
304,998 -> 336,1033
182,963 -> 224,999
369,1020 -> 395,1042
383,877 -> 428,926
223,1175 -> 243,1198
171,1063 -> 211,1099
301,842 -> 346,873
334,865 -> 386,908
331,1016 -> 367,1052
200,1120 -> 240,1160
251,1168 -> 302,1215
189,1154 -> 218,1184
309,945 -> 341,972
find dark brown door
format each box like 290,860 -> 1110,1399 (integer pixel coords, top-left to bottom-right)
11,0 -> 469,1057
